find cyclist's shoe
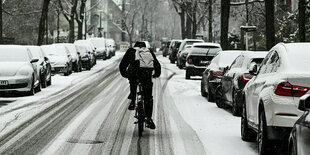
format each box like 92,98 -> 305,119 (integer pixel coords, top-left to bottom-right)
128,101 -> 135,110
146,118 -> 156,129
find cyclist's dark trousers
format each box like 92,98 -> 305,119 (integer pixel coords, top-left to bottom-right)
128,77 -> 153,118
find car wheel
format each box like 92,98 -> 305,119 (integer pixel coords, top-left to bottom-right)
258,111 -> 273,155
215,86 -> 223,108
232,89 -> 241,116
47,77 -> 52,86
41,74 -> 47,88
27,76 -> 35,96
185,70 -> 190,79
86,63 -> 91,70
201,80 -> 207,97
241,102 -> 256,141
79,61 -> 82,72
207,87 -> 215,102
35,80 -> 42,92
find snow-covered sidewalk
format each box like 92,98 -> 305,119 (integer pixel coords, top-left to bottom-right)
158,55 -> 258,155
0,52 -> 124,137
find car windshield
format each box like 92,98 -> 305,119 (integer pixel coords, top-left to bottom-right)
0,47 -> 29,62
218,52 -> 242,67
90,39 -> 105,48
28,47 -> 41,59
41,45 -> 66,56
190,46 -> 221,56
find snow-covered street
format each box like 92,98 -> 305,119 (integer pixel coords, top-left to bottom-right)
0,52 -> 262,155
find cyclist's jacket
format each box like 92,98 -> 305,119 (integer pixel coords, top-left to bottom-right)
119,47 -> 161,79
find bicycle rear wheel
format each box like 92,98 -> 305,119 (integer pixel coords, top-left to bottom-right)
138,117 -> 144,137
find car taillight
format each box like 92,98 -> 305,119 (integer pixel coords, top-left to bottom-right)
188,58 -> 193,64
240,73 -> 254,83
274,82 -> 310,97
213,71 -> 225,76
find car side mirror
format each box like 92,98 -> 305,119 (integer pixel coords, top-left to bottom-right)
44,57 -> 49,61
249,64 -> 258,75
298,94 -> 310,111
31,59 -> 39,63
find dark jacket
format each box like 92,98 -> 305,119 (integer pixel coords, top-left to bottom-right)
119,47 -> 161,79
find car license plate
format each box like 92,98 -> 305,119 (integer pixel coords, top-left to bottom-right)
200,60 -> 208,64
0,80 -> 8,86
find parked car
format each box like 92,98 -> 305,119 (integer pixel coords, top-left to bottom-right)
216,51 -> 267,116
106,39 -> 116,57
75,40 -> 96,66
27,46 -> 52,88
75,44 -> 93,70
41,44 -> 73,76
177,39 -> 204,69
201,50 -> 243,102
88,38 -> 108,60
162,41 -> 171,57
185,43 -> 222,79
61,43 -> 82,72
289,94 -> 310,155
169,40 -> 182,64
0,45 -> 40,95
241,43 -> 310,155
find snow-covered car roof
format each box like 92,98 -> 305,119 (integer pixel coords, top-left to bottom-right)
192,42 -> 221,48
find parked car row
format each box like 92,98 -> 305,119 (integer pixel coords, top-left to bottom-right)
0,38 -> 116,96
163,40 -> 310,154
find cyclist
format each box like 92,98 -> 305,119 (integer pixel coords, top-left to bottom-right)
119,41 -> 161,129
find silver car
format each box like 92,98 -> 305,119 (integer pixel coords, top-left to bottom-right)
0,45 -> 40,95
41,44 -> 73,76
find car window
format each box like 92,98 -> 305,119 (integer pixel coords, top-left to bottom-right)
230,56 -> 240,69
264,51 -> 279,73
270,51 -> 280,73
237,55 -> 244,67
257,52 -> 272,74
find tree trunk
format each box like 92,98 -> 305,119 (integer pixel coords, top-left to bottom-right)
121,0 -> 126,41
0,0 -> 2,44
77,0 -> 86,40
186,13 -> 192,39
220,0 -> 230,50
265,0 -> 275,50
68,0 -> 78,43
192,12 -> 197,39
38,0 -> 50,45
298,0 -> 306,42
180,9 -> 186,39
209,0 -> 213,42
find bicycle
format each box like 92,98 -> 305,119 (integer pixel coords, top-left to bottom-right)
134,80 -> 146,137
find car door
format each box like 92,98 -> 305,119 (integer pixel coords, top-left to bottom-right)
222,56 -> 241,103
247,52 -> 272,124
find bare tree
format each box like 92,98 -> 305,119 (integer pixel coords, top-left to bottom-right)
299,0 -> 306,42
38,0 -> 51,45
265,0 -> 275,50
0,0 -> 2,44
59,0 -> 78,43
220,0 -> 230,50
75,0 -> 87,40
123,0 -> 140,46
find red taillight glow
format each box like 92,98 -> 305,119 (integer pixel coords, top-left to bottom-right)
240,73 -> 254,83
213,71 -> 225,76
188,58 -> 193,64
274,82 -> 310,97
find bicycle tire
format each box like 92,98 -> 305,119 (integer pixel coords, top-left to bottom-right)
138,117 -> 144,137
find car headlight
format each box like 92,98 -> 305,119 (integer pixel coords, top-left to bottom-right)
17,67 -> 32,76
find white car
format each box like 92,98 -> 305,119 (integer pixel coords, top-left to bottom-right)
41,44 -> 73,76
106,39 -> 116,57
241,43 -> 310,154
88,38 -> 108,60
75,40 -> 96,65
0,45 -> 40,95
61,43 -> 82,72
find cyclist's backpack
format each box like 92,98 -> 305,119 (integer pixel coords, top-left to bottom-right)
134,47 -> 154,68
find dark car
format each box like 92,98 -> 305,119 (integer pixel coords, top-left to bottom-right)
216,51 -> 267,116
201,50 -> 243,102
169,40 -> 182,64
29,46 -> 52,88
185,43 -> 222,79
289,94 -> 310,155
177,39 -> 204,69
75,44 -> 93,70
162,41 -> 171,57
